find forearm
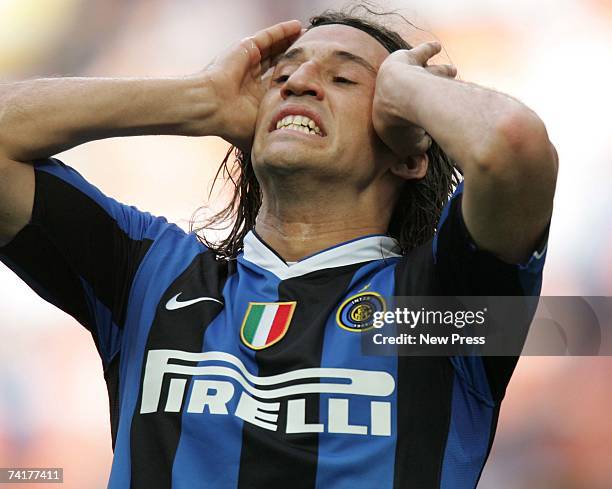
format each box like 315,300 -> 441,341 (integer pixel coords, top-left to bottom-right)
396,68 -> 545,174
375,45 -> 557,263
0,76 -> 217,162
409,69 -> 557,262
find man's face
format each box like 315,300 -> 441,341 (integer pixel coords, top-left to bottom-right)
251,24 -> 394,186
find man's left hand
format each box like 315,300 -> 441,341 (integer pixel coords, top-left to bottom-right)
372,41 -> 457,160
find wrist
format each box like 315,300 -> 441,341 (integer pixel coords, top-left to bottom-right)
390,65 -> 430,127
175,75 -> 221,137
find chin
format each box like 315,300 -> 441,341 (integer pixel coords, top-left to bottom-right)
253,140 -> 327,174
256,151 -> 313,177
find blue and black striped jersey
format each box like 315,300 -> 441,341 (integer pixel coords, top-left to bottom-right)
0,157 -> 547,489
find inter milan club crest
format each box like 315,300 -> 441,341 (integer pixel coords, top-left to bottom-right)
240,302 -> 297,350
336,292 -> 386,332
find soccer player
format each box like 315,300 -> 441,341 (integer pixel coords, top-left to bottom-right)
0,8 -> 557,489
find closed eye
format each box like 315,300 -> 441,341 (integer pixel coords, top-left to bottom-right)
273,75 -> 356,84
333,76 -> 356,84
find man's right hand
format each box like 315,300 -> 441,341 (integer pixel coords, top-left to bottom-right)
196,20 -> 302,152
0,20 -> 303,246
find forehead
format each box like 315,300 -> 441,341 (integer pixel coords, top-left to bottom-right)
288,24 -> 390,69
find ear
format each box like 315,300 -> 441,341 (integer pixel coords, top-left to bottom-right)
390,153 -> 429,180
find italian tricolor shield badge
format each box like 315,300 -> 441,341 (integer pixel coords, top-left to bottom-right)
240,302 -> 297,350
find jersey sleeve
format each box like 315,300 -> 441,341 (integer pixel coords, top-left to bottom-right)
433,181 -> 549,404
0,157 -> 170,368
433,181 -> 547,297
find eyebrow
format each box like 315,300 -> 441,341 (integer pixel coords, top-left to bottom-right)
275,47 -> 377,75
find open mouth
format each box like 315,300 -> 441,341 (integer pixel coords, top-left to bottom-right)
275,115 -> 323,136
269,107 -> 327,137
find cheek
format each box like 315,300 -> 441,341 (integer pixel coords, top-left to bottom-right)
343,95 -> 376,143
341,91 -> 392,167
348,86 -> 375,126
254,92 -> 277,133
254,107 -> 268,135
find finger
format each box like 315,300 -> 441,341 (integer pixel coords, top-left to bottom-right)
420,133 -> 433,153
261,66 -> 275,87
251,20 -> 302,60
260,36 -> 297,72
425,64 -> 457,78
259,52 -> 280,76
255,47 -> 284,80
416,129 -> 432,153
402,125 -> 432,155
407,41 -> 442,66
264,32 -> 300,63
259,57 -> 272,76
239,36 -> 261,67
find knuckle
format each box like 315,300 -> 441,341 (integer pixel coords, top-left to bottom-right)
240,37 -> 255,49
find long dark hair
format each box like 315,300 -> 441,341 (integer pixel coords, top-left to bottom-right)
191,4 -> 461,259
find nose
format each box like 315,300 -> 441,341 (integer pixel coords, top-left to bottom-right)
280,62 -> 324,101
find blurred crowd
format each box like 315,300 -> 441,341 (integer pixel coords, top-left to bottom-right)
1,0 -> 612,487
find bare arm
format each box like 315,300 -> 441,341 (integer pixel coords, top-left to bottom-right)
408,68 -> 557,264
0,77 -> 217,163
373,43 -> 558,264
0,20 -> 302,247
0,76 -> 216,247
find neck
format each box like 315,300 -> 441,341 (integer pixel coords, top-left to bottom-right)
254,187 -> 394,262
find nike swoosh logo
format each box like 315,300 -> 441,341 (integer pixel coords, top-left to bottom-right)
165,293 -> 224,311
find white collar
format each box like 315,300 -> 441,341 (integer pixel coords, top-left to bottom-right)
240,230 -> 402,280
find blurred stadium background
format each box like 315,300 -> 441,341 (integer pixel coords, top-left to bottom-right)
1,0 -> 611,487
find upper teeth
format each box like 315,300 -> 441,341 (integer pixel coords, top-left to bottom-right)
276,115 -> 322,135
